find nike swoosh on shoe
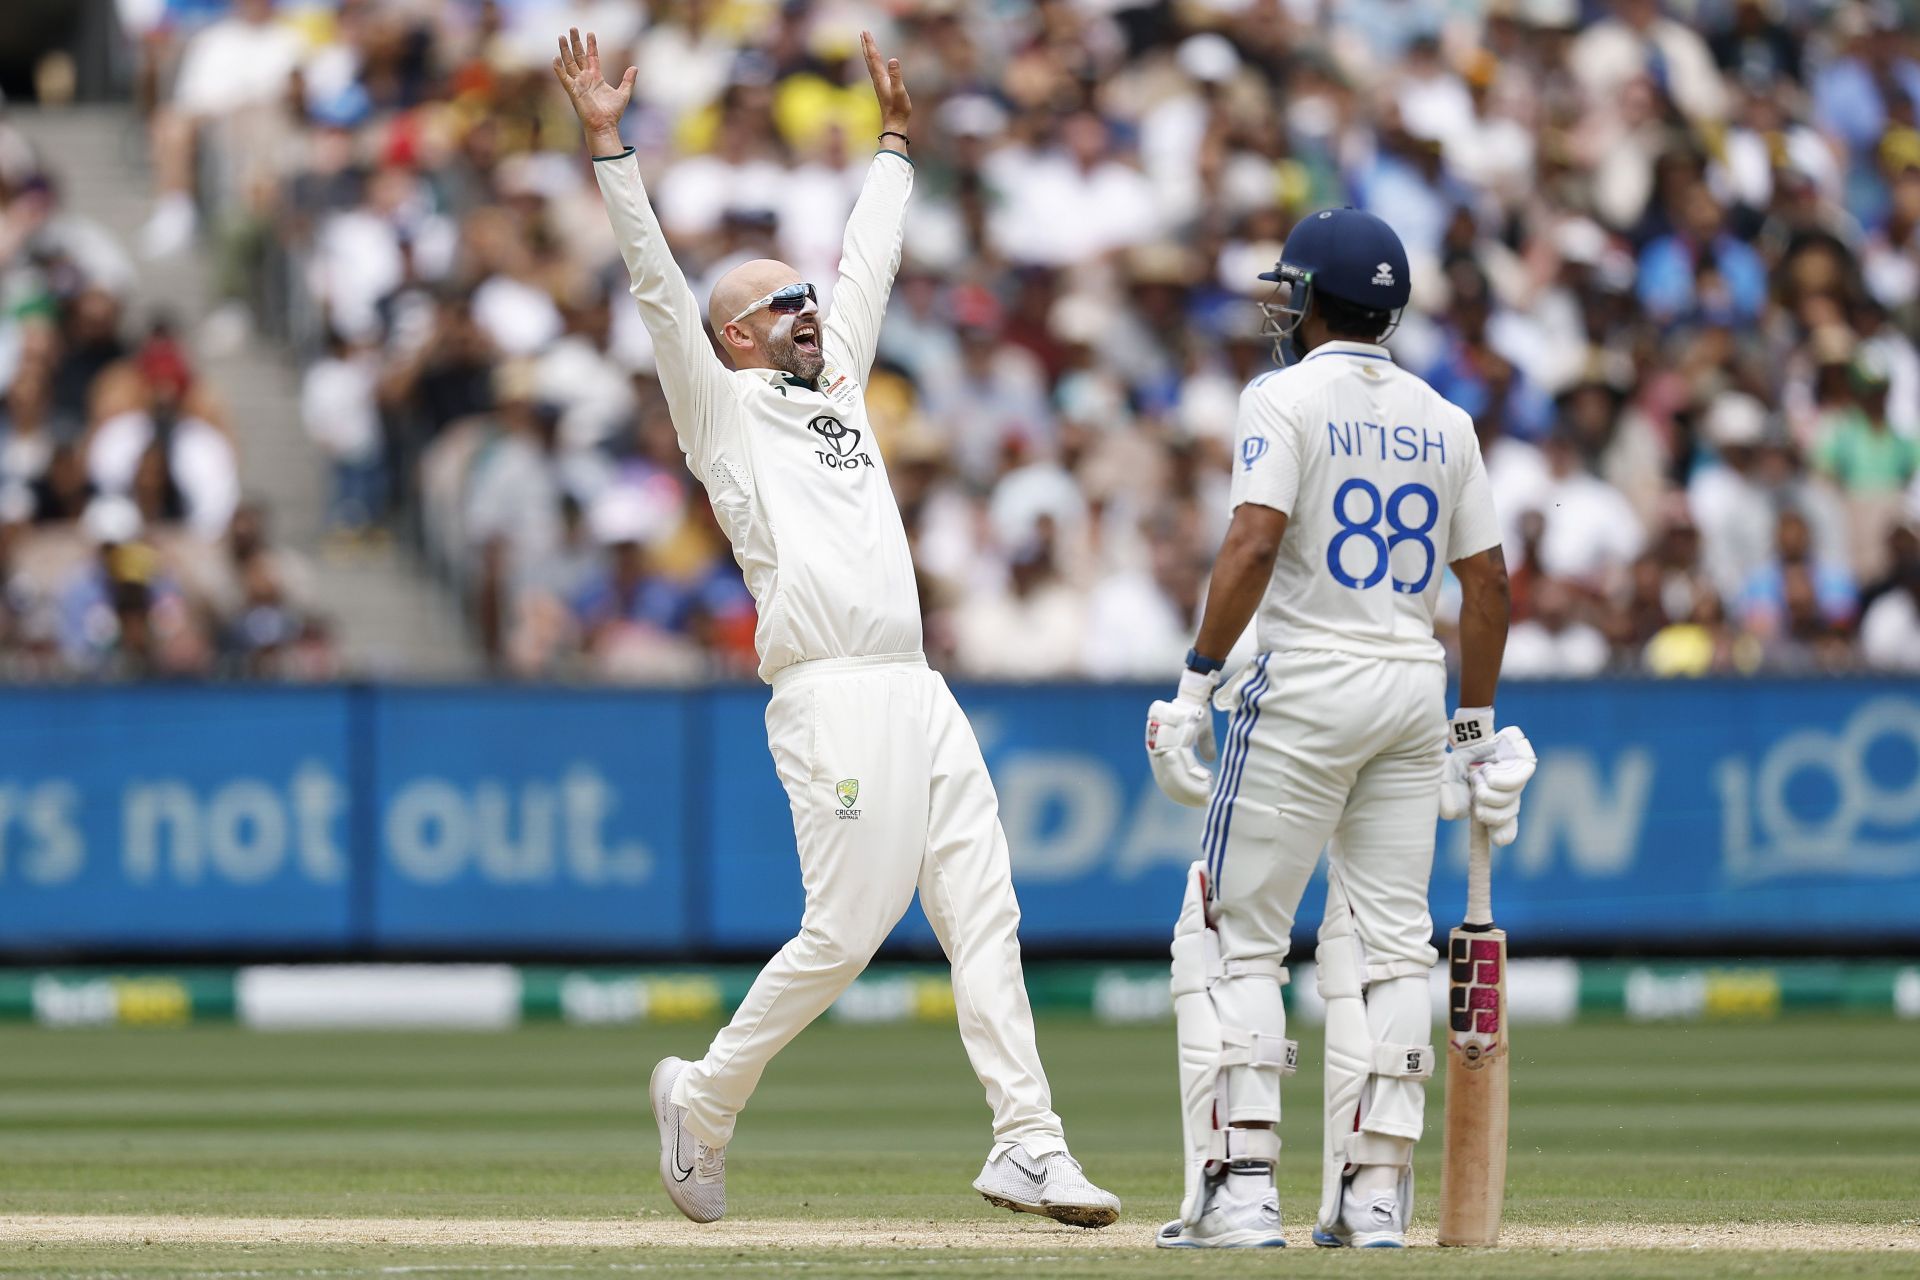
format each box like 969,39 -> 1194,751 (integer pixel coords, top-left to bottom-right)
671,1115 -> 694,1182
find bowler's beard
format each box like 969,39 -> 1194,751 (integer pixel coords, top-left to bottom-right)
766,316 -> 825,384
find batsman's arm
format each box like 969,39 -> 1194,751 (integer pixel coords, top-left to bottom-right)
823,31 -> 914,381
1189,383 -> 1299,666
1448,423 -> 1508,708
1191,503 -> 1288,664
555,29 -> 734,473
1451,546 -> 1509,710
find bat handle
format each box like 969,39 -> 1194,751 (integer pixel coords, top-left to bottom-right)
1465,820 -> 1493,929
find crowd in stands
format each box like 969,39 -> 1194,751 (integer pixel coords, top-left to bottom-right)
21,0 -> 1920,681
0,117 -> 336,679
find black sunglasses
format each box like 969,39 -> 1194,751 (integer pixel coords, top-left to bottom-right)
729,282 -> 818,325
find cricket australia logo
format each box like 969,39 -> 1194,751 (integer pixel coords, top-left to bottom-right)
808,416 -> 874,472
835,777 -> 862,820
1372,261 -> 1395,287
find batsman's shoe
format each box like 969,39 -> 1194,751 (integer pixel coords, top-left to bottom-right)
972,1145 -> 1120,1228
1156,1188 -> 1286,1249
1312,1187 -> 1406,1249
650,1056 -> 726,1223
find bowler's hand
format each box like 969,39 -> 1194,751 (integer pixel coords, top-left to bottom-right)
552,27 -> 636,156
861,30 -> 911,138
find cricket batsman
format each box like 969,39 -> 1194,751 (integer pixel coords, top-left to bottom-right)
1143,209 -> 1538,1248
552,28 -> 1119,1229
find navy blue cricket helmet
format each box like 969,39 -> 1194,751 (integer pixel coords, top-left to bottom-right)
1257,207 -> 1411,364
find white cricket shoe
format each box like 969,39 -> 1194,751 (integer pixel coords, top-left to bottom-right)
972,1144 -> 1120,1228
650,1056 -> 726,1223
1312,1185 -> 1406,1248
1157,1186 -> 1286,1249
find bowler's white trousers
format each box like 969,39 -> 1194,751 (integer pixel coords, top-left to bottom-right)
1203,648 -> 1446,1134
672,653 -> 1066,1154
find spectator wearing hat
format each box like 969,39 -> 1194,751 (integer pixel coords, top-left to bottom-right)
1690,391 -> 1778,601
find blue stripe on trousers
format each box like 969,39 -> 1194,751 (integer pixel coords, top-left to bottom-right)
1201,655 -> 1266,877
1204,655 -> 1270,898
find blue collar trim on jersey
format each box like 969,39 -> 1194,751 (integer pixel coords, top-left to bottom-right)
1305,340 -> 1394,363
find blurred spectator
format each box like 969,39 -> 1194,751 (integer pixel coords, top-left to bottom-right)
1690,393 -> 1777,603
1736,511 -> 1856,641
1528,433 -> 1644,589
1506,578 -> 1611,677
953,524 -> 1086,679
1861,567 -> 1920,672
138,0 -> 302,259
85,355 -> 238,539
1812,352 -> 1920,580
301,328 -> 386,538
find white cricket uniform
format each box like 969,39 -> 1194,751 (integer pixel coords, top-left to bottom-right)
593,148 -> 1064,1154
1204,339 -> 1500,1130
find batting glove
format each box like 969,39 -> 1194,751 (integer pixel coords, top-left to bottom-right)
1145,668 -> 1222,808
1440,708 -> 1537,846
1468,726 -> 1537,846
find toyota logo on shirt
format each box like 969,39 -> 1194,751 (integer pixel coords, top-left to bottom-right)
808,416 -> 874,471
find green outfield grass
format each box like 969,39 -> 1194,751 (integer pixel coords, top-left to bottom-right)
0,1015 -> 1915,1277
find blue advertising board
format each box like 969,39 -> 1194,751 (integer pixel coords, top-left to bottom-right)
369,688 -> 693,950
0,678 -> 1914,954
0,688 -> 354,948
1450,679 -> 1920,945
708,678 -> 1920,951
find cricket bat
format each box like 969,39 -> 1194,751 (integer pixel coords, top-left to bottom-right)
1438,820 -> 1508,1247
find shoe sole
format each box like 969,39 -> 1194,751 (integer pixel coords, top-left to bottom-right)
977,1192 -> 1119,1229
651,1057 -> 723,1224
1315,1227 -> 1404,1248
1157,1232 -> 1286,1249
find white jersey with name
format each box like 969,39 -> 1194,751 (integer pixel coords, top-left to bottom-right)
1231,340 -> 1501,664
595,149 -> 920,683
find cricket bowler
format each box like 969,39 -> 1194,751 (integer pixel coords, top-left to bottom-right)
552,28 -> 1119,1229
1143,208 -> 1538,1248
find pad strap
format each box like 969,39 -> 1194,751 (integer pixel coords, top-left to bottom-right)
1206,1126 -> 1282,1166
1221,1030 -> 1299,1074
1349,1131 -> 1415,1167
1221,958 -> 1289,984
1370,1043 -> 1436,1080
1173,935 -> 1289,992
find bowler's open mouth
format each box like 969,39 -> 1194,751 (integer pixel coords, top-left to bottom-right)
792,319 -> 820,354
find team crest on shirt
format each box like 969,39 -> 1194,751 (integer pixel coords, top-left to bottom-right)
835,777 -> 861,818
1241,436 -> 1269,472
820,362 -> 859,407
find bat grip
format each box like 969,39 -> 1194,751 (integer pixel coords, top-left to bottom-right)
1465,821 -> 1493,928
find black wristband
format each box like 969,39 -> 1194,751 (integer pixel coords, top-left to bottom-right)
1185,647 -> 1225,676
879,130 -> 910,145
